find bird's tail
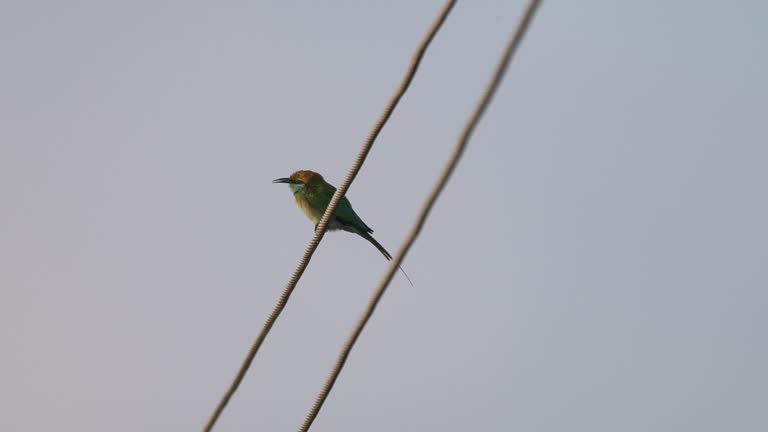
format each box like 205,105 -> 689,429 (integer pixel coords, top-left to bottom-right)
358,231 -> 413,286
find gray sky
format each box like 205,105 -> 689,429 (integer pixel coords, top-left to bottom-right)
2,1 -> 767,431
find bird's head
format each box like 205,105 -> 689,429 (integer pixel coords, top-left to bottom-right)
272,170 -> 325,194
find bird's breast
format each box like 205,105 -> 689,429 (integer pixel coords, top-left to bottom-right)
294,193 -> 344,231
295,194 -> 323,224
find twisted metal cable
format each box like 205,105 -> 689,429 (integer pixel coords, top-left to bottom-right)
298,1 -> 543,430
202,2 -> 456,431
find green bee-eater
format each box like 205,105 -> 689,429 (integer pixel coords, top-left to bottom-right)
273,170 -> 412,285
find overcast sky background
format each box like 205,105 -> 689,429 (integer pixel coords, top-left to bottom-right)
2,1 -> 767,431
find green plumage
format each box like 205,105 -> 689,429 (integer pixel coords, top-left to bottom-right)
274,170 -> 411,285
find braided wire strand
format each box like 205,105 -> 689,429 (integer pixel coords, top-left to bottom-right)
202,2 -> 457,431
298,1 -> 543,430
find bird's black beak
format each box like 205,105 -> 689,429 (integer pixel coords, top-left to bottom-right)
272,177 -> 291,184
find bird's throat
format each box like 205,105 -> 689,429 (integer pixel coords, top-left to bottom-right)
289,183 -> 305,195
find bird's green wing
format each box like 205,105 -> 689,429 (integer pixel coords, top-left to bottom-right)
307,184 -> 373,234
336,196 -> 374,234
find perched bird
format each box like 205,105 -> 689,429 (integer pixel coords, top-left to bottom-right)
273,170 -> 412,285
